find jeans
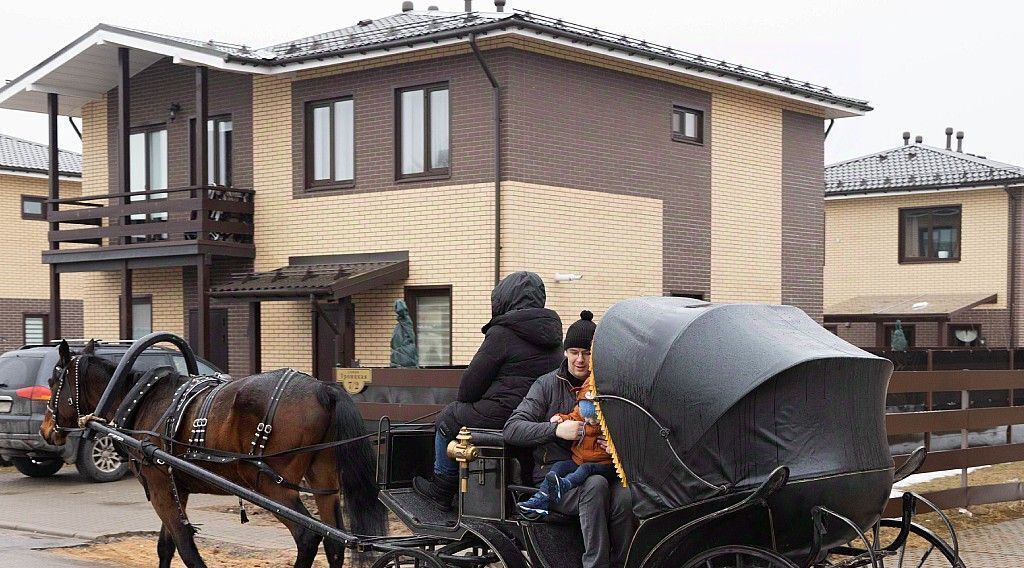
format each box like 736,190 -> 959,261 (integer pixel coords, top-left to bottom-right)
434,431 -> 459,477
550,460 -> 618,491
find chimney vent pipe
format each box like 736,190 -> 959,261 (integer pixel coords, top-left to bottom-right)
945,127 -> 953,150
956,131 -> 964,152
465,0 -> 472,12
402,1 -> 414,12
902,131 -> 910,146
495,0 -> 506,11
915,135 -> 923,144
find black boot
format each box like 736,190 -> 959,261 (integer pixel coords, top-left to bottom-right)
412,473 -> 457,511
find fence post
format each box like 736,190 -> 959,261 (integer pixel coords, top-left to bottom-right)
961,385 -> 969,492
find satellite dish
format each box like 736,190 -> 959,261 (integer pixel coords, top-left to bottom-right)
955,328 -> 978,344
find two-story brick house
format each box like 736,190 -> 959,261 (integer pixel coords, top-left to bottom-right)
0,3 -> 871,377
824,130 -> 1024,349
0,134 -> 83,352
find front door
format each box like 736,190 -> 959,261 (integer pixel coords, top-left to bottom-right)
314,299 -> 355,381
189,308 -> 229,373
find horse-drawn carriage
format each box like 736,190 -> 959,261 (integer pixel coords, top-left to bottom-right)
42,297 -> 965,568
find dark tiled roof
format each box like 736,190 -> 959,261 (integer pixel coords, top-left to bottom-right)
210,253 -> 409,300
221,10 -> 867,112
0,133 -> 81,177
825,144 -> 1024,196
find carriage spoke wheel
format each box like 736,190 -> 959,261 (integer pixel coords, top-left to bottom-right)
682,545 -> 798,568
371,548 -> 447,568
878,519 -> 965,567
435,538 -> 501,568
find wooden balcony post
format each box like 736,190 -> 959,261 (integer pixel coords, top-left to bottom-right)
195,255 -> 210,359
47,92 -> 61,340
195,66 -> 208,189
249,301 -> 261,375
117,47 -> 131,244
119,263 -> 133,340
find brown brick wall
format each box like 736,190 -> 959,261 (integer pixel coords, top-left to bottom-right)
184,259 -> 255,377
0,298 -> 83,353
504,50 -> 712,297
781,110 -> 825,321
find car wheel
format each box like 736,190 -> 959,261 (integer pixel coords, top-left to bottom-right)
75,435 -> 128,482
10,456 -> 64,477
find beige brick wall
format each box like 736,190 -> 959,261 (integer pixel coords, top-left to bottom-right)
824,188 -> 1008,310
0,173 -> 80,298
74,268 -> 184,341
252,75 -> 494,370
501,181 -> 663,325
710,92 -> 783,303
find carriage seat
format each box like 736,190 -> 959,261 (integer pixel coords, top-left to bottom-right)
466,428 -> 535,486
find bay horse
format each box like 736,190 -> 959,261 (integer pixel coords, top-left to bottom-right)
40,339 -> 387,568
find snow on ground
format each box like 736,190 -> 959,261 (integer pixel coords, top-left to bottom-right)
890,466 -> 990,497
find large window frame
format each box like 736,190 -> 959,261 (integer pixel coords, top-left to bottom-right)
129,124 -> 169,242
672,105 -> 704,144
395,83 -> 450,181
23,314 -> 48,345
898,205 -> 962,264
190,115 -> 233,187
405,285 -> 453,367
305,98 -> 355,190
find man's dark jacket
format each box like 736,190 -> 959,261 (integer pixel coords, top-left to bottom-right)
503,359 -> 581,484
451,272 -> 563,430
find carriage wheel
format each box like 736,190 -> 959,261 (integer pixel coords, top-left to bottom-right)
878,519 -> 965,567
682,545 -> 798,568
371,548 -> 447,568
435,537 -> 502,568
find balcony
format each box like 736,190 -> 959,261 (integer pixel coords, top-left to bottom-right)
44,185 -> 254,271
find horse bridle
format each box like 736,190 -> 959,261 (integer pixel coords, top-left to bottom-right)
47,355 -> 86,434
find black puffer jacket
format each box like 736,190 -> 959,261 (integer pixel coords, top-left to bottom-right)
451,272 -> 563,430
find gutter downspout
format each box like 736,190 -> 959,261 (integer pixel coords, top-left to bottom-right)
469,34 -> 502,285
1007,186 -> 1018,355
824,118 -> 835,140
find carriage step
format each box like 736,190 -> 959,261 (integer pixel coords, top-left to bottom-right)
380,488 -> 465,539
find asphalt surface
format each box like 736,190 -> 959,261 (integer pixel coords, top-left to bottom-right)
0,528 -> 106,567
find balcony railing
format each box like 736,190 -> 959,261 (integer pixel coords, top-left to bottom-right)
45,185 -> 255,262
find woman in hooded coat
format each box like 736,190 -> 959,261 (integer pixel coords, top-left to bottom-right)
413,271 -> 563,509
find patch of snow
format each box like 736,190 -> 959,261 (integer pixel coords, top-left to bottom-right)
890,466 -> 990,498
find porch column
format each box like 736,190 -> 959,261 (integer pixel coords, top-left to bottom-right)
47,92 -> 61,340
120,263 -> 133,340
194,66 -> 208,188
248,301 -> 261,374
196,256 -> 210,359
117,47 -> 131,244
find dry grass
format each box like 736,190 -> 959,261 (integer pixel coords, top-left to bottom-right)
895,461 -> 1024,534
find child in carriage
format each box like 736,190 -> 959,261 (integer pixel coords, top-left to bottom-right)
517,358 -> 618,519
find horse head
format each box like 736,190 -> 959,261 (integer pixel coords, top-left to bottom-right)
40,339 -> 113,446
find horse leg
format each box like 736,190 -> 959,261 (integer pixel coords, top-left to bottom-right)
146,473 -> 206,568
309,453 -> 348,568
157,524 -> 176,568
265,484 -> 322,568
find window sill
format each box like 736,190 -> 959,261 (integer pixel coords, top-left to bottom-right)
671,135 -> 704,146
396,171 -> 451,184
306,181 -> 355,193
898,257 -> 961,264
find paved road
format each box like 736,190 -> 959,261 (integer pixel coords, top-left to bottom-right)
0,466 -> 295,546
0,528 -> 106,567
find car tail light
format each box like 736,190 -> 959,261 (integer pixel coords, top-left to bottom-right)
15,386 -> 52,401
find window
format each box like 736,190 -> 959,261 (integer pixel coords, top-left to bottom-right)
23,315 -> 47,345
824,325 -> 839,335
131,297 -> 153,340
948,324 -> 982,347
670,291 -> 707,301
397,84 -> 449,179
672,106 -> 703,144
899,206 -> 961,262
21,196 -> 45,220
190,116 -> 233,187
304,99 -> 354,189
129,126 -> 168,242
884,323 -> 916,349
406,287 -> 452,366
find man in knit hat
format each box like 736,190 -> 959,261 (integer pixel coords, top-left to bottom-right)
505,310 -> 635,568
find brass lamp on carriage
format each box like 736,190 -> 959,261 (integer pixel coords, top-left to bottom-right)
446,426 -> 479,493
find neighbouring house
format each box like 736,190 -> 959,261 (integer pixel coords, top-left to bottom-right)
0,2 -> 871,378
824,129 -> 1024,350
0,133 -> 84,352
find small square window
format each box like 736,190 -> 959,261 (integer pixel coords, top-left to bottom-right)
21,196 -> 45,220
23,315 -> 47,345
899,205 -> 961,263
672,106 -> 704,144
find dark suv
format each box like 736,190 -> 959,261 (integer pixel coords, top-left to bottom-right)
0,340 -> 221,482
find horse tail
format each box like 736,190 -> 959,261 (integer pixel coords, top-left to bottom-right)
316,381 -> 388,538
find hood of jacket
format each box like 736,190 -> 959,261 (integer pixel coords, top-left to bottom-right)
483,307 -> 563,348
490,271 -> 547,317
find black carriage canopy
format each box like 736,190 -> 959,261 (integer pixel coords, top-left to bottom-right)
592,297 -> 895,518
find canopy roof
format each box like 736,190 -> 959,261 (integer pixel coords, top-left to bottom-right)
824,292 -> 997,323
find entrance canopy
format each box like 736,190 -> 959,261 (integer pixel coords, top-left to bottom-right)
209,251 -> 408,302
824,292 -> 997,323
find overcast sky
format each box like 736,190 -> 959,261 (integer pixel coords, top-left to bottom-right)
1,0 -> 1021,165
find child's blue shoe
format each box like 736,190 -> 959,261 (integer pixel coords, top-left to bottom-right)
544,471 -> 572,503
517,491 -> 550,520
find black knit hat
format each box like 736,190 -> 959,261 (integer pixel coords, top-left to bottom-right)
563,310 -> 596,351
